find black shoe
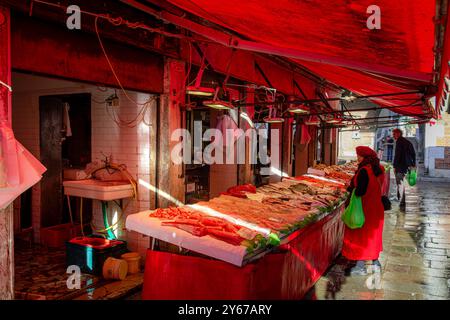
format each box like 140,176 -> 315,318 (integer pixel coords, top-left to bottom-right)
399,203 -> 406,211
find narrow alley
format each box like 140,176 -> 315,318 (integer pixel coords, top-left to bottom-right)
312,180 -> 450,300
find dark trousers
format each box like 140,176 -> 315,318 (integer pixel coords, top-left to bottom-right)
395,172 -> 406,206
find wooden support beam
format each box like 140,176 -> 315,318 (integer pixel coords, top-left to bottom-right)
157,58 -> 185,207
1,0 -> 181,59
282,119 -> 293,177
0,4 -> 14,300
0,204 -> 14,300
11,14 -> 164,93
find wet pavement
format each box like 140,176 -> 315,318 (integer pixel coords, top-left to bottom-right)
14,241 -> 143,300
311,180 -> 450,300
14,243 -> 100,300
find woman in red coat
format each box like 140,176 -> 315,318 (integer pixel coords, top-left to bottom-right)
342,146 -> 385,275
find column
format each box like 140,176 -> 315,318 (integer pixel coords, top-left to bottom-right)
156,58 -> 185,207
0,5 -> 14,300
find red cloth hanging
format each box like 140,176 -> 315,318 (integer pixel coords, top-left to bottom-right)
300,124 -> 311,145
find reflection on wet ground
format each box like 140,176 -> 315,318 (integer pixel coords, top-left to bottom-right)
311,180 -> 450,300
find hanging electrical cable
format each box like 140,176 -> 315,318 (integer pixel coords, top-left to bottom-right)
92,15 -> 157,128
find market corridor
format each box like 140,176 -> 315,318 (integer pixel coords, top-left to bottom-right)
311,180 -> 450,300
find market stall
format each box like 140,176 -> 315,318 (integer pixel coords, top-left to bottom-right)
126,162 -> 358,299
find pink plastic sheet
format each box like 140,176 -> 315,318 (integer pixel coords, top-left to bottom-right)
0,124 -> 46,209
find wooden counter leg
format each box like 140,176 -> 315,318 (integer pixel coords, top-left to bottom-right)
0,204 -> 14,300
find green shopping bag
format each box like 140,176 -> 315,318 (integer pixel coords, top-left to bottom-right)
342,190 -> 365,229
406,168 -> 417,187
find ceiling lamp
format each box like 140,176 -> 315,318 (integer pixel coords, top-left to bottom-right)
287,96 -> 309,114
324,114 -> 342,124
263,106 -> 284,123
186,58 -> 215,97
304,115 -> 320,126
186,86 -> 215,97
264,116 -> 284,123
203,87 -> 234,110
288,104 -> 309,114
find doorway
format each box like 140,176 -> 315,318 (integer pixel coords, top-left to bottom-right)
39,93 -> 92,227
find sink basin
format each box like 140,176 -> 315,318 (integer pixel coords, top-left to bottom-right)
63,179 -> 134,201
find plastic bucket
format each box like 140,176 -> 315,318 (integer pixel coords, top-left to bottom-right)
121,252 -> 141,274
102,257 -> 128,280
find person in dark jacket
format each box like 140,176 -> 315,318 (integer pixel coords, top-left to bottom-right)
392,128 -> 416,211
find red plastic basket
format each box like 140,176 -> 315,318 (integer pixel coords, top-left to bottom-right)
40,223 -> 84,248
68,236 -> 123,250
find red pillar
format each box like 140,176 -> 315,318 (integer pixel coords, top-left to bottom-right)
0,5 -> 11,126
0,4 -> 14,300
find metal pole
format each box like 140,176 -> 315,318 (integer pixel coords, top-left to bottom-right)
301,103 -> 425,116
236,91 -> 422,107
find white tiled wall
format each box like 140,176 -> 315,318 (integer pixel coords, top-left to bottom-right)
12,72 -> 153,255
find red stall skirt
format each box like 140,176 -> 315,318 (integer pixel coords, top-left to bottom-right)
142,206 -> 344,300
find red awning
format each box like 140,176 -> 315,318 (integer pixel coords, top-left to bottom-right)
436,2 -> 450,117
296,60 -> 429,117
166,0 -> 439,117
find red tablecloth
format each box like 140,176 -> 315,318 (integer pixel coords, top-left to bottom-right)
142,205 -> 345,300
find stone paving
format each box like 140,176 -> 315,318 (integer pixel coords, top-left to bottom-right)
14,241 -> 143,300
311,180 -> 450,300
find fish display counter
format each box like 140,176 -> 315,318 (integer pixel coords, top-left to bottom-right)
126,163 -> 358,299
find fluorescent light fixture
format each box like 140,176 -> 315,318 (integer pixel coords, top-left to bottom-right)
186,86 -> 215,97
264,105 -> 284,123
287,95 -> 309,114
263,116 -> 284,123
203,100 -> 234,110
324,115 -> 342,124
203,87 -> 234,110
186,57 -> 215,96
288,104 -> 309,114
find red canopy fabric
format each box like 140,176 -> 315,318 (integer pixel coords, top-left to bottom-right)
436,3 -> 450,117
297,60 -> 428,117
166,0 -> 438,117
